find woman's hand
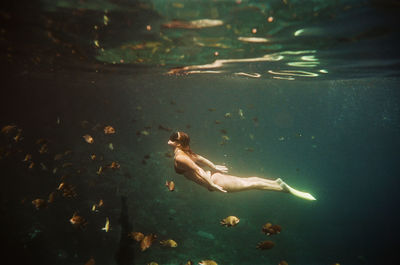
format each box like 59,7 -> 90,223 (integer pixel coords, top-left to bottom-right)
215,165 -> 228,173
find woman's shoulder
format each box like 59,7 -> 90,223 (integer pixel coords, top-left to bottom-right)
175,152 -> 189,162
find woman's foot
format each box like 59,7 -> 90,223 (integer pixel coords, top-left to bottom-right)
278,179 -> 316,201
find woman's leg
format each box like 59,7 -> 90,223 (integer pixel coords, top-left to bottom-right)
211,173 -> 284,192
212,173 -> 316,200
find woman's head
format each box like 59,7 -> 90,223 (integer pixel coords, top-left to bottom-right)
168,131 -> 191,151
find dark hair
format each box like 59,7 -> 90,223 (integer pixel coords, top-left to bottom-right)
169,132 -> 179,142
169,131 -> 195,156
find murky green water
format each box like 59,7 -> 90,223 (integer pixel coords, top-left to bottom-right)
1,1 -> 399,265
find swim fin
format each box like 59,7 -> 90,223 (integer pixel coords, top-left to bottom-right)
277,178 -> 316,201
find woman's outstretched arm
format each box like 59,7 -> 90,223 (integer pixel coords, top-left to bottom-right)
176,155 -> 227,192
193,154 -> 228,173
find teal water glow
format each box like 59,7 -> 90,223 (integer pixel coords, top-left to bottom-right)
1,1 -> 399,265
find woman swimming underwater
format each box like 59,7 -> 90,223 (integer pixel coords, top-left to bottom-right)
168,131 -> 316,201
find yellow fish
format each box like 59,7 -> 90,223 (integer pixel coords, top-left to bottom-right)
102,217 -> 110,232
104,126 -> 115,134
220,216 -> 240,227
83,134 -> 94,144
165,180 -> 175,191
160,239 -> 177,247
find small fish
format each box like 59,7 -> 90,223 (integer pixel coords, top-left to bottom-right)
83,134 -> 94,144
92,199 -> 104,212
96,166 -> 103,175
140,234 -> 157,251
14,129 -> 23,142
52,167 -> 58,174
256,240 -> 275,250
140,130 -> 150,136
22,154 -> 32,162
109,161 -> 120,169
160,239 -> 178,247
39,144 -> 48,154
220,216 -> 240,227
165,181 -> 175,191
221,135 -> 230,141
262,222 -> 282,236
101,217 -> 110,232
104,126 -> 116,134
1,125 -> 17,134
238,108 -> 245,119
28,162 -> 35,169
90,154 -> 96,160
103,14 -> 109,25
70,212 -> 87,228
59,183 -> 77,198
32,198 -> 47,209
224,112 -> 231,118
57,182 -> 65,190
108,143 -> 114,150
128,231 -> 144,242
56,117 -> 61,125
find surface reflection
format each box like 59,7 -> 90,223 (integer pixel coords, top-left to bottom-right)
167,49 -> 325,80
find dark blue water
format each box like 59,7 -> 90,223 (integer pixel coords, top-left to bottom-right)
1,1 -> 399,265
